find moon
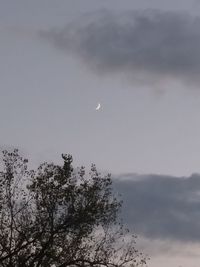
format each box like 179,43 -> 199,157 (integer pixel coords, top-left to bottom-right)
95,103 -> 101,111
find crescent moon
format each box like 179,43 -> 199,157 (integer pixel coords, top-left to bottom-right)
95,103 -> 101,110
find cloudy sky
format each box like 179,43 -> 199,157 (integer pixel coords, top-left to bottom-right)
2,0 -> 200,266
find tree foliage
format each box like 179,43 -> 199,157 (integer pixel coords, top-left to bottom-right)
0,149 -> 147,267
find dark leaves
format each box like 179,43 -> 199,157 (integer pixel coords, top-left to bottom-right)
0,149 -> 147,267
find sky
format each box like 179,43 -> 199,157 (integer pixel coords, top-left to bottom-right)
1,0 -> 200,266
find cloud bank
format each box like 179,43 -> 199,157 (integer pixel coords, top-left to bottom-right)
114,173 -> 200,242
41,9 -> 200,86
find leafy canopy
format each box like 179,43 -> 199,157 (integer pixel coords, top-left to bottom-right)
0,149 -> 147,267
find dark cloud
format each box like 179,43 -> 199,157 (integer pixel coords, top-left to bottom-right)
41,9 -> 200,85
113,173 -> 200,242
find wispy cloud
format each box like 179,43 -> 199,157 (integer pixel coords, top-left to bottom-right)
114,173 -> 200,242
40,9 -> 200,87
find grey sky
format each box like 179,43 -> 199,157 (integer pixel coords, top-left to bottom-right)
114,173 -> 200,241
114,173 -> 200,267
1,1 -> 200,266
42,9 -> 200,83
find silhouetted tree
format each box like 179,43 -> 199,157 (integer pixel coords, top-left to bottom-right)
0,149 -> 147,267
